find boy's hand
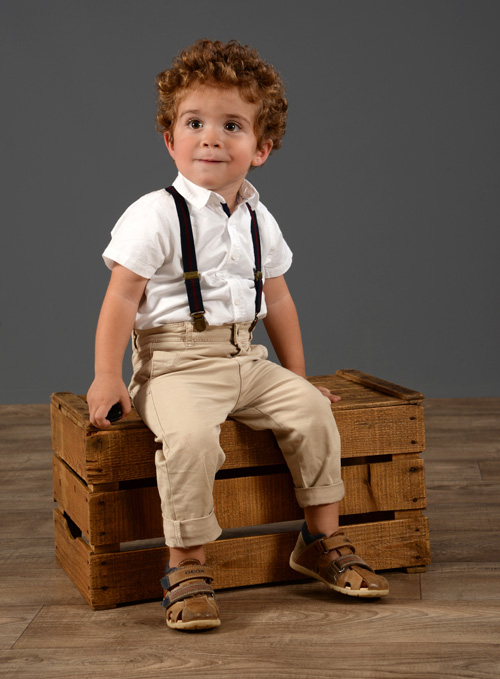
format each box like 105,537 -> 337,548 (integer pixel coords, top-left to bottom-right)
315,386 -> 341,403
87,376 -> 132,429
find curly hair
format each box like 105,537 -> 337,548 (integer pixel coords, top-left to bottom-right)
155,39 -> 287,152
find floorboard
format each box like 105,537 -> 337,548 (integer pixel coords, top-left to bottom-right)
0,398 -> 499,679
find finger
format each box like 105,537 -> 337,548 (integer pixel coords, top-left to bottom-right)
121,397 -> 132,417
93,406 -> 112,429
317,387 -> 341,403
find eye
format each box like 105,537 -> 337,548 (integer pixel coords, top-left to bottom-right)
224,121 -> 241,132
188,119 -> 203,129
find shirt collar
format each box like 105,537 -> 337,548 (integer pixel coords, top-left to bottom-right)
172,172 -> 260,211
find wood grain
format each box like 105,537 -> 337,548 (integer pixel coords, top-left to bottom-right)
2,397 -> 500,679
53,507 -> 429,608
52,453 -> 427,546
2,643 -> 499,679
335,369 -> 425,401
50,372 -> 426,483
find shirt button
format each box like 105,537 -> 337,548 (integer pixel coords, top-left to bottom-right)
231,254 -> 238,261
234,299 -> 240,306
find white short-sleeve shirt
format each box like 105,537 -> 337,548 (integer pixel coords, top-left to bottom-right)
102,173 -> 293,329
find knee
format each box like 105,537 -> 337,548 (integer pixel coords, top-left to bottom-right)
288,384 -> 340,447
297,381 -> 337,420
162,423 -> 225,468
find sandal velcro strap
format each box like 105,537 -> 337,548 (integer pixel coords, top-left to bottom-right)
161,564 -> 214,590
162,581 -> 216,609
327,554 -> 375,581
320,534 -> 355,554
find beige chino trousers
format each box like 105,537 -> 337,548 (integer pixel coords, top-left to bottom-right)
129,322 -> 344,548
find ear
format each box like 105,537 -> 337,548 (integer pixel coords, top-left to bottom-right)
164,132 -> 175,160
251,139 -> 273,167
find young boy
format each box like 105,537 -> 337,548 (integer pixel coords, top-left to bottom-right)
87,39 -> 388,631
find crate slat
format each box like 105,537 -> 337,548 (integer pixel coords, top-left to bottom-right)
50,394 -> 425,484
51,370 -> 430,609
53,453 -> 426,546
54,508 -> 429,609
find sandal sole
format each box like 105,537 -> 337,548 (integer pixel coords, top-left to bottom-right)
166,617 -> 221,631
289,557 -> 389,598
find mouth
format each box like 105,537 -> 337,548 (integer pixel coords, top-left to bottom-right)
197,158 -> 224,164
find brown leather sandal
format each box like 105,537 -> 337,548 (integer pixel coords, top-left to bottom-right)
290,529 -> 389,597
161,559 -> 221,630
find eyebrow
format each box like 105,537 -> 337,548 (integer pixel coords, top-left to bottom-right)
178,109 -> 251,125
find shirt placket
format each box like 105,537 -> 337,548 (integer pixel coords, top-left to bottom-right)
226,214 -> 246,322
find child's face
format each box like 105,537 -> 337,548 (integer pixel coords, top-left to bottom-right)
165,85 -> 272,209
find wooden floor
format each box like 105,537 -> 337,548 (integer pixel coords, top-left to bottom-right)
1,399 -> 500,679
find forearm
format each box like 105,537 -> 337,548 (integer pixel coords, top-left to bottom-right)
94,290 -> 137,378
88,290 -> 139,428
263,279 -> 341,403
88,264 -> 148,428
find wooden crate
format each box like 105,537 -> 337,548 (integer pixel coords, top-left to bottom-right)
51,369 -> 430,609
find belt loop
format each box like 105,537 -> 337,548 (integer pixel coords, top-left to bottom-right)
185,321 -> 194,347
132,330 -> 139,351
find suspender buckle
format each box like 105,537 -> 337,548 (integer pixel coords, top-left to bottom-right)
167,187 -> 262,335
191,312 -> 207,332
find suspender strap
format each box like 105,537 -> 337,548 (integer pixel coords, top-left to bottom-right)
165,186 -> 207,331
246,202 -> 263,332
165,186 -> 263,332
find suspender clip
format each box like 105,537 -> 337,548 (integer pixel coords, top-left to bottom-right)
249,316 -> 259,333
166,187 -> 262,335
191,312 -> 207,332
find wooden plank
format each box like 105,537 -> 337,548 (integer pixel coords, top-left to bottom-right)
0,606 -> 42,650
50,403 -> 91,482
424,528 -> 500,564
51,395 -> 157,484
8,396 -> 500,678
218,422 -> 284,467
53,508 -> 430,608
309,374 -> 410,409
335,369 -> 425,402
478,461 -> 500,481
50,393 -> 89,429
84,429 -> 157,484
214,473 -> 303,528
335,404 -> 425,458
53,452 -> 427,545
342,457 -> 427,514
53,509 -> 92,607
223,404 -> 425,463
6,640 -> 500,677
52,456 -> 91,538
51,392 -> 425,482
119,512 -> 428,604
217,458 -> 427,524
421,562 -> 500,601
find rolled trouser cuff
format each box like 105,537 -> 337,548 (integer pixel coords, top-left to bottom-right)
163,510 -> 222,548
294,480 -> 345,508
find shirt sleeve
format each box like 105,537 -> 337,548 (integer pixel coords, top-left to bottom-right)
102,193 -> 171,279
258,204 -> 293,279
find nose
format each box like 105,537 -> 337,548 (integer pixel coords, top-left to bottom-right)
201,125 -> 221,148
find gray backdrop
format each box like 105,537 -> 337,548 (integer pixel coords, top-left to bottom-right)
1,0 -> 499,403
